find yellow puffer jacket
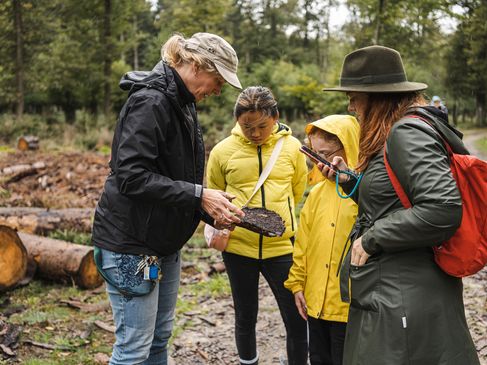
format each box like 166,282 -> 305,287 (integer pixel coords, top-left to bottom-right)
284,115 -> 359,322
206,122 -> 307,259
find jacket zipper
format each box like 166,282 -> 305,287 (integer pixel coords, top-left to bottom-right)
258,145 -> 265,260
183,105 -> 196,180
287,196 -> 294,231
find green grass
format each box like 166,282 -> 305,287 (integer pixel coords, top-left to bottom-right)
192,273 -> 231,298
48,229 -> 92,246
475,137 -> 487,154
1,281 -> 112,364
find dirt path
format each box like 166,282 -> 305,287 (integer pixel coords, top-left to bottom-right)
463,129 -> 487,160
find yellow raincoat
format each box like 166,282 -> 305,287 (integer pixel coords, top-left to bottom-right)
284,115 -> 359,322
206,122 -> 307,259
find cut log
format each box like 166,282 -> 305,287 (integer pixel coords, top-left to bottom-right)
1,161 -> 45,183
0,225 -> 28,292
0,207 -> 93,234
18,232 -> 102,289
17,135 -> 39,151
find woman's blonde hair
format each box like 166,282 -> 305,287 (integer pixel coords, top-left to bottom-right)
161,34 -> 218,74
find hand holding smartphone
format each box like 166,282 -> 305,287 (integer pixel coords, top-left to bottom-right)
299,145 -> 338,172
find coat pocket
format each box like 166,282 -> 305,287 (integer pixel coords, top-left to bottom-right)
97,248 -> 156,297
349,258 -> 380,312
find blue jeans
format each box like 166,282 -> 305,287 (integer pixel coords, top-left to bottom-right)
100,248 -> 181,365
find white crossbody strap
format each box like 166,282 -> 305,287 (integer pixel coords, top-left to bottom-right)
243,137 -> 285,207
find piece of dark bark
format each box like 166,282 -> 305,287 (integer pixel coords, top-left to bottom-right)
236,207 -> 285,237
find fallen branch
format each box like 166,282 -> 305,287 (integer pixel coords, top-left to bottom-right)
0,344 -> 15,356
94,320 -> 115,333
198,316 -> 216,326
60,300 -> 110,313
196,348 -> 209,360
23,339 -> 74,351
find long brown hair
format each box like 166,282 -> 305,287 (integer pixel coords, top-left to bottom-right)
356,92 -> 425,171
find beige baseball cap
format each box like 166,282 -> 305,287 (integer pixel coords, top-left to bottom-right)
185,32 -> 242,89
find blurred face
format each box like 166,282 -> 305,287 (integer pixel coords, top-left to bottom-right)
347,92 -> 369,123
237,111 -> 277,145
178,63 -> 226,102
309,134 -> 347,164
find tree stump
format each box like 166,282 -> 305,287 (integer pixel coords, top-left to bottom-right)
18,232 -> 102,289
0,225 -> 28,292
17,136 -> 39,151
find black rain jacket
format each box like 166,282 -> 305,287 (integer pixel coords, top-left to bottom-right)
92,62 -> 209,257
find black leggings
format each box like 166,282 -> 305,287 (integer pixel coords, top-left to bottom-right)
308,317 -> 346,365
222,251 -> 308,365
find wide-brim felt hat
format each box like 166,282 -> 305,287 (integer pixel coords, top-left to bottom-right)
323,45 -> 427,93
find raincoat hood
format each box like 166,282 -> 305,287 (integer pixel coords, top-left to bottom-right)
305,114 -> 360,169
305,115 -> 360,185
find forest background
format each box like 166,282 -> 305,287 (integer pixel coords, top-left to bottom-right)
1,0 -> 487,152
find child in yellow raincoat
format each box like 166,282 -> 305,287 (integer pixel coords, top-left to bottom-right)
285,115 -> 359,365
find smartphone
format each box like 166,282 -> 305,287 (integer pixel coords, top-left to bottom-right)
299,145 -> 337,171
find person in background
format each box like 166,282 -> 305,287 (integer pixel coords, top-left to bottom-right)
431,95 -> 448,115
320,45 -> 479,365
206,86 -> 308,365
91,32 -> 244,365
285,115 -> 359,365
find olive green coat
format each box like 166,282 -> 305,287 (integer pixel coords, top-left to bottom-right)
341,108 -> 479,365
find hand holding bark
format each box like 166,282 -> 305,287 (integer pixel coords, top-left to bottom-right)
202,189 -> 244,228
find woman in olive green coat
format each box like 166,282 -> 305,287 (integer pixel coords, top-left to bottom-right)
320,46 -> 480,365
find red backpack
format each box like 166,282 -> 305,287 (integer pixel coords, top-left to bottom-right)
384,116 -> 487,277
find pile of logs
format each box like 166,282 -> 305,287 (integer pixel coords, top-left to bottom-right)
0,217 -> 102,292
0,207 -> 93,234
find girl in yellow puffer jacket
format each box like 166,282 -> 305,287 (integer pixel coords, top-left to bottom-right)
285,115 -> 359,365
206,86 -> 308,365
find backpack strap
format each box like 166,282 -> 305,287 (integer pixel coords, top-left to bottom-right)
384,113 -> 456,209
383,147 -> 412,209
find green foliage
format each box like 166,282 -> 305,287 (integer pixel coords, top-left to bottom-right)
48,229 -> 92,246
475,137 -> 487,154
193,274 -> 231,297
1,0 -> 486,135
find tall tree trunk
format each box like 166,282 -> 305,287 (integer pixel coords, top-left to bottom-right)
452,101 -> 457,126
12,0 -> 24,118
120,33 -> 125,63
475,91 -> 486,126
103,0 -> 112,117
63,105 -> 76,124
303,0 -> 311,48
133,16 -> 139,70
374,0 -> 385,44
